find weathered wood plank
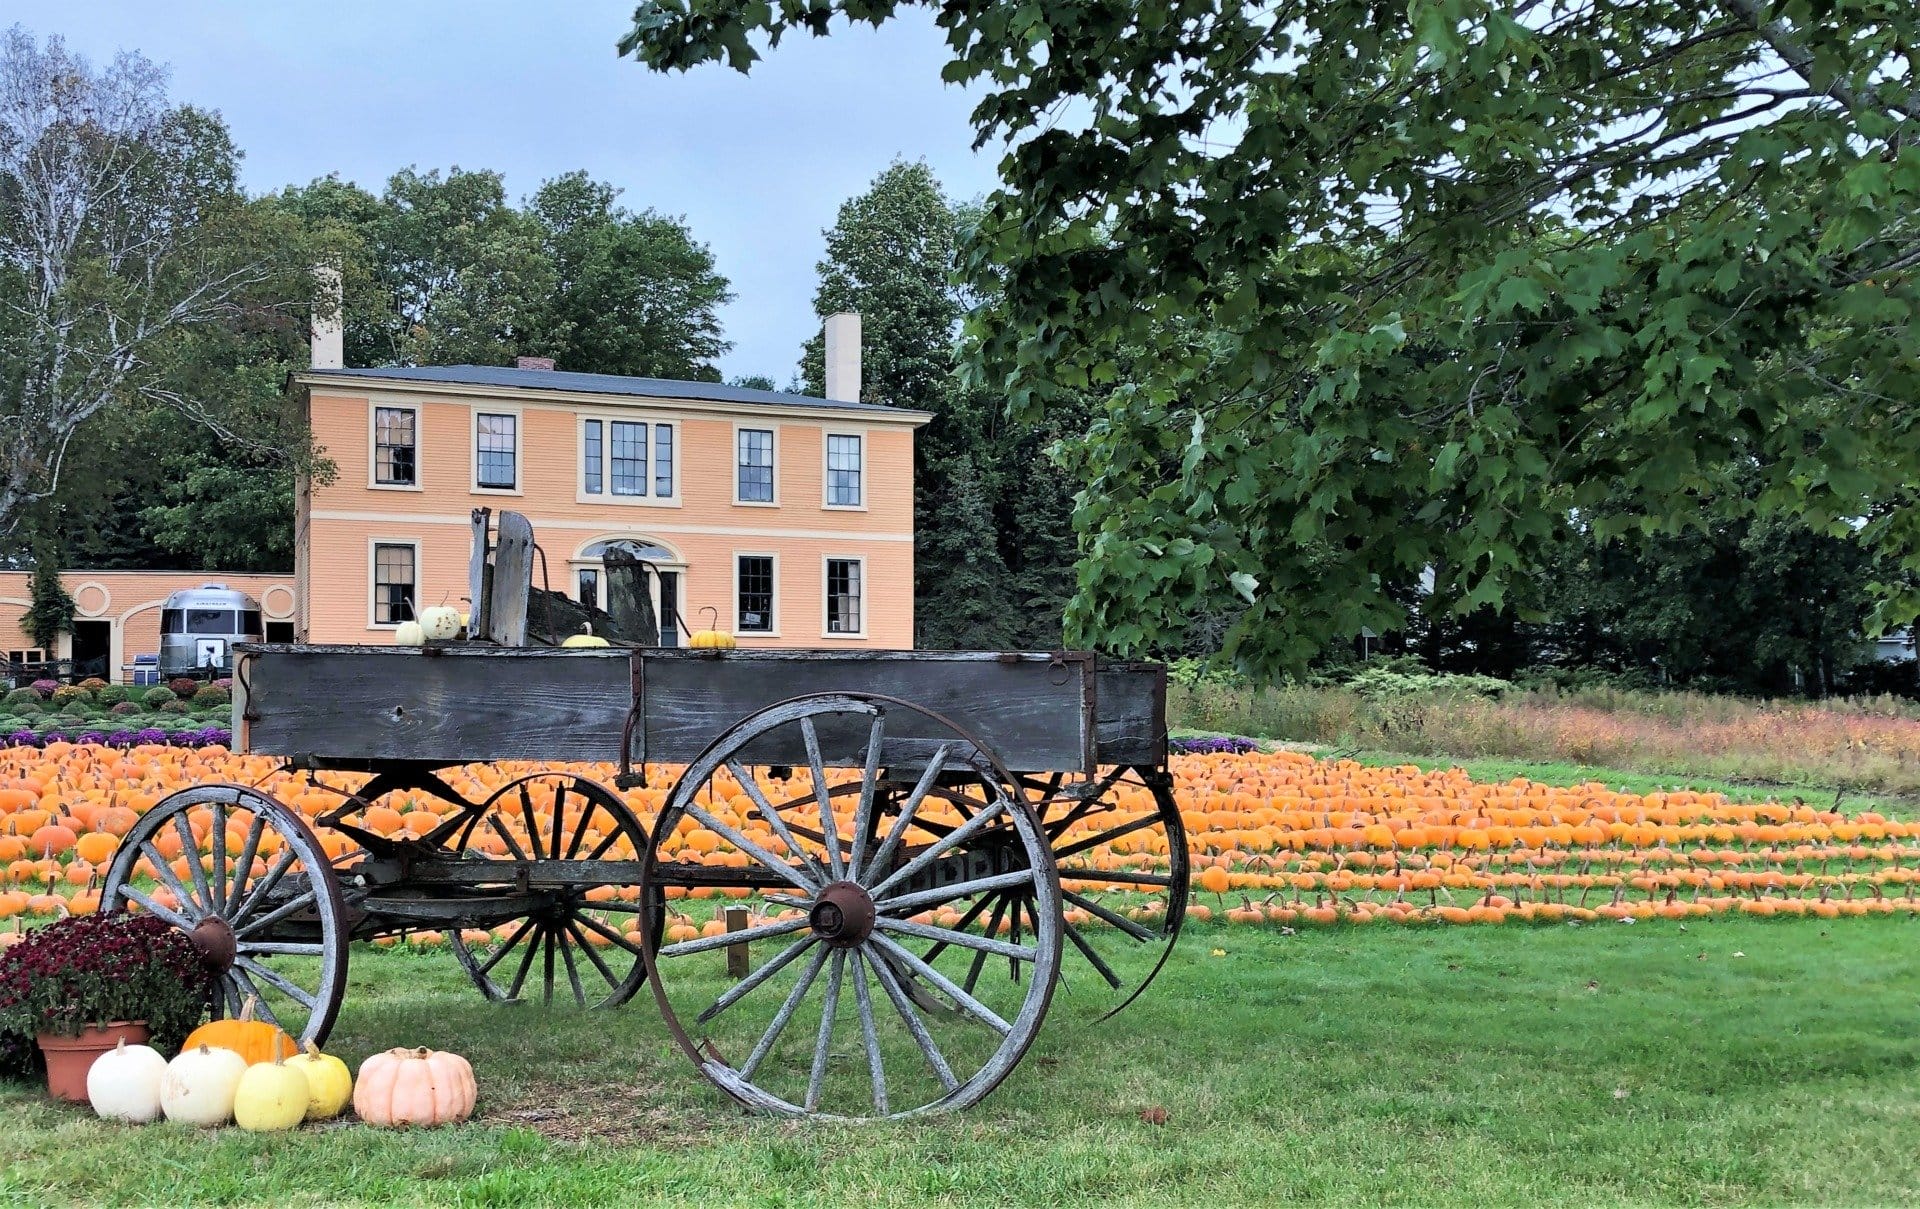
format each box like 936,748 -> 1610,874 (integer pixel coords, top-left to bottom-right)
1095,662 -> 1168,766
467,509 -> 490,635
236,646 -> 1165,772
486,512 -> 533,646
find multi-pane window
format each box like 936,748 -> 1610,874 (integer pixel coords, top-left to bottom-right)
476,413 -> 517,490
374,407 -> 416,485
737,555 -> 774,633
583,419 -> 675,498
577,568 -> 600,608
737,428 -> 774,502
611,421 -> 648,495
826,434 -> 863,506
826,559 -> 862,635
373,544 -> 416,625
654,424 -> 674,497
582,421 -> 603,494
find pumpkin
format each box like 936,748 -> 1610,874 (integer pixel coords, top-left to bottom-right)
561,623 -> 609,649
353,1047 -> 476,1127
181,995 -> 298,1065
393,620 -> 426,646
233,1057 -> 311,1131
286,1041 -> 354,1120
689,629 -> 737,650
418,606 -> 462,641
87,1037 -> 170,1123
160,1044 -> 248,1126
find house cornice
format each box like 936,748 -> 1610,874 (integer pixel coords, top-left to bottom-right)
294,372 -> 934,428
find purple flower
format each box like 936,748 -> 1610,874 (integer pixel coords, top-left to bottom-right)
28,679 -> 57,698
76,730 -> 105,745
5,730 -> 37,749
1170,735 -> 1258,755
135,727 -> 166,745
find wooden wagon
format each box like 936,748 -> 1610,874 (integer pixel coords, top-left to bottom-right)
99,514 -> 1189,1120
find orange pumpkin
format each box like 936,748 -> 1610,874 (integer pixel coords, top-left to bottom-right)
182,996 -> 298,1065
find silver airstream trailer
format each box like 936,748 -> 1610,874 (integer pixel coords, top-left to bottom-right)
157,584 -> 265,679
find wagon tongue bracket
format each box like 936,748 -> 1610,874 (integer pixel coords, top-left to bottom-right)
809,881 -> 876,949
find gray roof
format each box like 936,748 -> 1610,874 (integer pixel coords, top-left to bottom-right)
301,364 -> 928,418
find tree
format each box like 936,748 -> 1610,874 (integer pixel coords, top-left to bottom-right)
525,171 -> 731,379
797,162 -> 1024,647
23,545 -> 72,652
0,27 -> 296,544
623,1 -> 1920,676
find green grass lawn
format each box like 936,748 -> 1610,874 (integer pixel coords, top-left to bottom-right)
4,917 -> 1918,1207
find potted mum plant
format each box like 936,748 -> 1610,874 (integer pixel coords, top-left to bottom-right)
0,913 -> 210,1101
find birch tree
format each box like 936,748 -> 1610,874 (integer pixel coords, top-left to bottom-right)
0,26 -> 271,544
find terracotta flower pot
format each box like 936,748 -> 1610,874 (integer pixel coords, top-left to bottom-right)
38,1021 -> 150,1103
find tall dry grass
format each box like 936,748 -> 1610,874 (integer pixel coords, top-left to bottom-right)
1169,682 -> 1920,794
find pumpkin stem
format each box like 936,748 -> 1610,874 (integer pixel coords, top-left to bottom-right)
305,1040 -> 321,1058
414,1046 -> 431,1058
238,993 -> 259,1023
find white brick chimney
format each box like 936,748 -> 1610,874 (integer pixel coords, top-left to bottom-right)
311,265 -> 344,370
823,312 -> 861,403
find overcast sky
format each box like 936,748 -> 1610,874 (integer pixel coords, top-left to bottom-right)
18,1 -> 999,383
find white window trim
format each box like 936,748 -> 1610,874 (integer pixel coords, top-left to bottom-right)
367,401 -> 423,491
733,551 -> 780,637
470,404 -> 524,496
820,554 -> 868,640
575,412 -> 683,507
366,537 -> 421,630
731,421 -> 779,507
822,429 -> 868,511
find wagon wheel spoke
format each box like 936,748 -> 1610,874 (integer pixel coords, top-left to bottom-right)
961,896 -> 1011,995
555,926 -> 589,1007
447,773 -> 658,1009
565,920 -> 623,992
864,941 -> 959,1092
645,693 -> 1058,1120
207,801 -> 228,913
801,718 -> 846,883
229,969 -> 283,1028
476,918 -> 537,978
863,745 -> 952,881
849,950 -> 889,1115
103,784 -> 348,1048
804,949 -> 848,1112
696,935 -> 817,1025
506,921 -> 545,1002
727,760 -> 827,881
1006,894 -> 1026,983
1031,771 -> 1189,1022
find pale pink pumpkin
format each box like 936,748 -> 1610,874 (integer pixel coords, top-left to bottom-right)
352,1047 -> 475,1127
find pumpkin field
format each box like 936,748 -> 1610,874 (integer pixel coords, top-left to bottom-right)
2,739 -> 1919,1204
1,741 -> 1917,933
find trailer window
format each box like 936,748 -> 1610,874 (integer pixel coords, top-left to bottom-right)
241,610 -> 264,635
161,610 -> 185,635
186,609 -> 237,635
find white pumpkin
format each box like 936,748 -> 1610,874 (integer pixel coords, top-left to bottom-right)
418,606 -> 462,641
393,620 -> 426,646
87,1037 -> 170,1123
160,1044 -> 248,1127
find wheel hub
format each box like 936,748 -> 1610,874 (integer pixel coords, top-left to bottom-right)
188,916 -> 237,973
809,881 -> 876,948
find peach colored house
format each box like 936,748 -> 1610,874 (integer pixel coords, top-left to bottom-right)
293,347 -> 928,647
0,570 -> 297,681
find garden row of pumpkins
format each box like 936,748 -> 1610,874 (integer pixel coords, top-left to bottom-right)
391,604 -> 738,649
87,998 -> 473,1131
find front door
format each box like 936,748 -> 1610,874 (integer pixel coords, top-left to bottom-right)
70,620 -> 110,681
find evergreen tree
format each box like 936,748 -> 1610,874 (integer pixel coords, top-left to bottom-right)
23,546 -> 73,653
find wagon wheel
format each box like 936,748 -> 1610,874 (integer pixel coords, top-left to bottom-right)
445,772 -> 662,1008
100,783 -> 348,1047
641,692 -> 1062,1120
1028,766 -> 1189,1019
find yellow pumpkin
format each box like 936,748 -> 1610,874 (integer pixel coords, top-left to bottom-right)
286,1042 -> 354,1120
353,1047 -> 476,1127
182,995 -> 298,1065
233,1057 -> 310,1131
689,629 -> 737,650
561,623 -> 610,649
